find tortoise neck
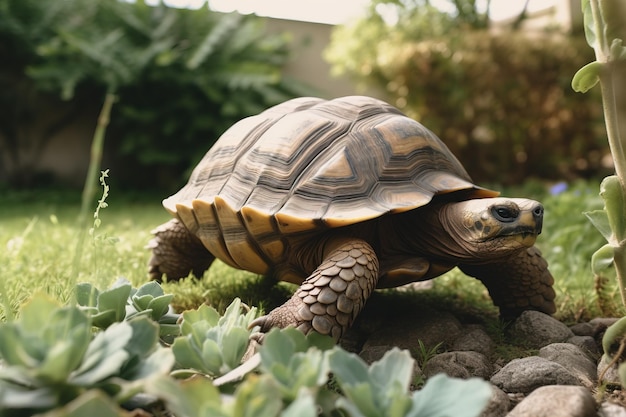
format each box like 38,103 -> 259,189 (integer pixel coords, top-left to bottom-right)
388,203 -> 476,262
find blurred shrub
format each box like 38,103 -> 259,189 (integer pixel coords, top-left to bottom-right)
0,0 -> 311,190
326,2 -> 609,184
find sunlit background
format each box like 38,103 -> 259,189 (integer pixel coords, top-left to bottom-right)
138,0 -> 558,24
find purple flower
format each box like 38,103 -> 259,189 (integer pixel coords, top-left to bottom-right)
549,181 -> 568,195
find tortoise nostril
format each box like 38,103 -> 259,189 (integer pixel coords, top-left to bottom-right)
533,204 -> 544,218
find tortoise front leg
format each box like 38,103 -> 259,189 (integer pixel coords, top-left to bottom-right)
148,218 -> 215,281
250,239 -> 379,341
459,246 -> 556,320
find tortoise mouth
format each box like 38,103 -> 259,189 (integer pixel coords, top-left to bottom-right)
510,224 -> 540,234
498,224 -> 542,239
474,225 -> 540,250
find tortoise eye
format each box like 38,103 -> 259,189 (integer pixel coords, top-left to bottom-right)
492,205 -> 518,223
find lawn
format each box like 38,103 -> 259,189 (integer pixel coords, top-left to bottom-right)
0,179 -> 619,323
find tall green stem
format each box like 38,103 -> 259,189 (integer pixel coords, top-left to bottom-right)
70,93 -> 116,298
591,0 -> 626,306
602,64 -> 626,306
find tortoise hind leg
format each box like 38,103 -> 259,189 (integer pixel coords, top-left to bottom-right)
250,239 -> 379,341
459,246 -> 556,320
148,218 -> 215,281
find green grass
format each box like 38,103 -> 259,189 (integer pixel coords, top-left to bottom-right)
1,190 -> 162,316
0,188 -> 294,320
0,180 -> 621,323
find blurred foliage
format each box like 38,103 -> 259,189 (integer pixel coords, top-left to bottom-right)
0,0 -> 311,190
326,0 -> 609,185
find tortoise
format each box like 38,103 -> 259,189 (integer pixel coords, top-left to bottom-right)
148,95 -> 556,341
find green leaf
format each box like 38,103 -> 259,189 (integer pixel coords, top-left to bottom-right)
128,346 -> 175,380
36,390 -> 122,417
219,297 -> 245,327
232,375 -> 283,417
181,304 -> 220,335
90,310 -> 119,330
0,325 -> 38,367
335,399 -> 368,417
159,310 -> 180,325
0,295 -> 92,376
610,38 -> 626,61
603,316 -> 626,357
331,350 -> 415,417
338,383 -> 378,417
171,337 -> 208,372
572,61 -> 602,93
186,319 -> 212,348
146,375 -> 226,417
581,0 -> 596,49
600,175 -> 626,242
305,331 -> 335,351
267,362 -> 292,387
43,307 -> 91,347
260,328 -> 296,369
134,281 -> 165,299
187,13 -> 243,70
290,350 -> 328,389
600,0 -> 626,51
75,283 -> 99,307
96,283 -> 131,322
132,294 -> 154,311
201,339 -> 224,375
145,294 -> 174,320
70,322 -> 133,385
585,209 -> 612,241
125,317 -> 159,358
0,381 -> 57,409
221,327 -> 250,370
259,327 -> 315,367
281,392 -> 317,417
37,323 -> 91,382
369,348 -> 413,394
328,348 -> 370,387
408,374 -> 492,417
591,244 -> 615,274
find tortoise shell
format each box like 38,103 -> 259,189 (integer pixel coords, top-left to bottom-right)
164,96 -> 498,274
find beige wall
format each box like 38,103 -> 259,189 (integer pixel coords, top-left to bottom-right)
262,17 -> 383,99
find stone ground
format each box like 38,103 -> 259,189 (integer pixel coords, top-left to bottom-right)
339,291 -> 626,417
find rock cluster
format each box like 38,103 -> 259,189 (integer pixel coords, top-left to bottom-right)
340,296 -> 626,417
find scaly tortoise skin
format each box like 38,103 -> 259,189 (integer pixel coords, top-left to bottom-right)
148,95 -> 556,341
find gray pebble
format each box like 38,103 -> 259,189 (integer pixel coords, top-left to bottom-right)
423,351 -> 493,379
538,343 -> 597,388
506,385 -> 597,417
452,325 -> 496,357
507,311 -> 574,349
491,356 -> 580,394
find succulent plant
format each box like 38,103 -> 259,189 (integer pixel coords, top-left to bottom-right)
0,293 -> 174,414
171,298 -> 257,378
76,278 -> 180,341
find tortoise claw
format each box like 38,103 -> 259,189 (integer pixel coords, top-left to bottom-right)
248,315 -> 270,332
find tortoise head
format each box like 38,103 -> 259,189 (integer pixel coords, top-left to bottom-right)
440,197 -> 544,257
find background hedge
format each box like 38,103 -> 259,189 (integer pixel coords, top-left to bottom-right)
0,0 -> 310,191
326,1 -> 609,185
